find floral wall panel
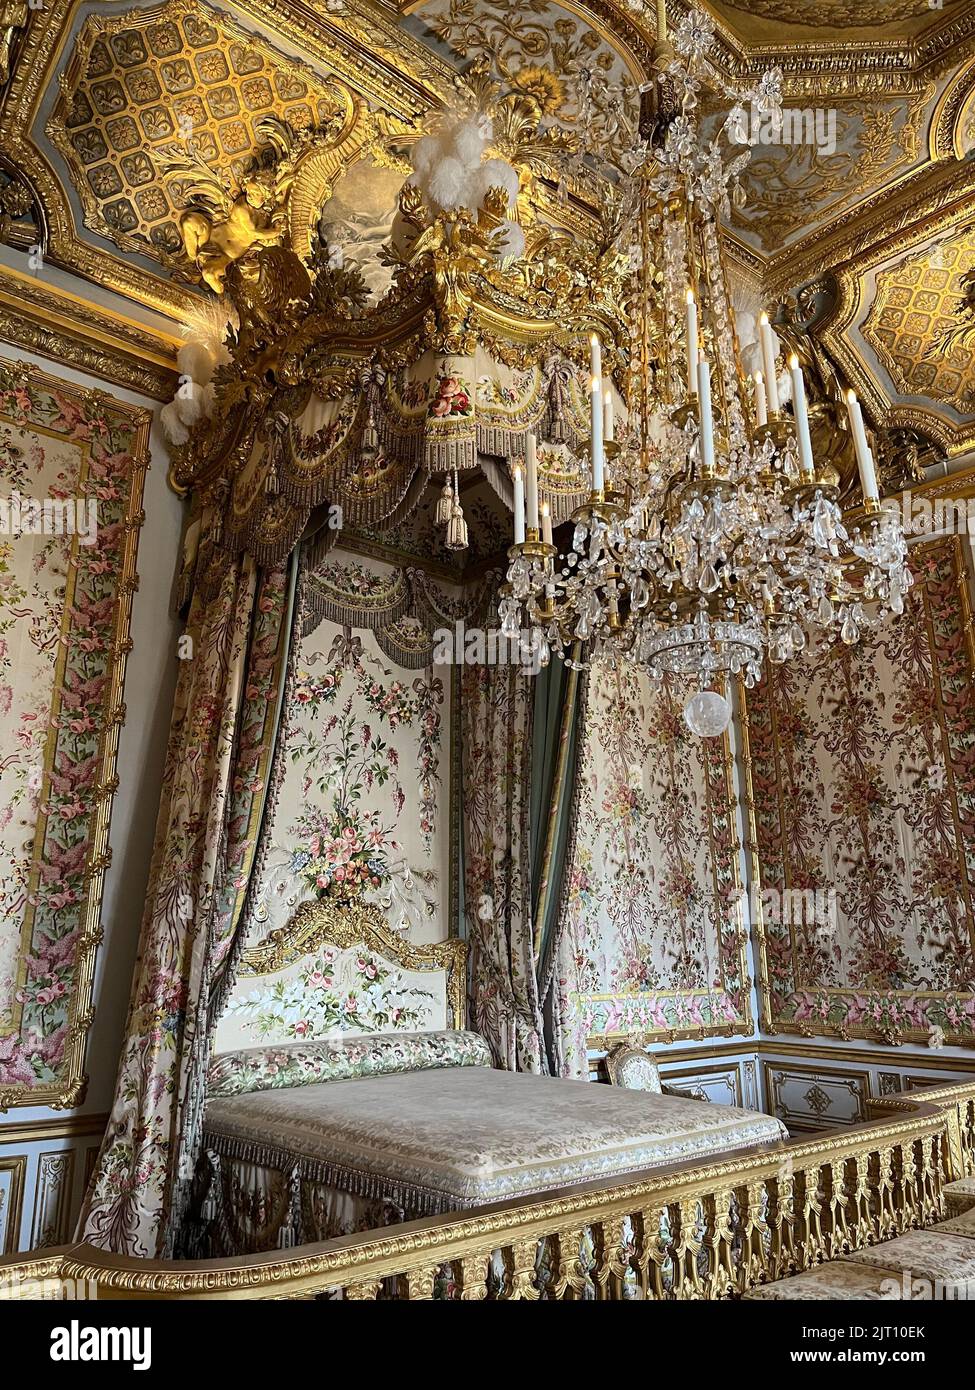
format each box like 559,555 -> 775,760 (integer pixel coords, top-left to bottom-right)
744,537 -> 975,1047
215,553 -> 454,1050
0,360 -> 147,1107
555,662 -> 752,1076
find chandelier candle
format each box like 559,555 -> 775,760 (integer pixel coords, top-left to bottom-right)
685,289 -> 698,394
788,355 -> 815,477
753,371 -> 768,428
541,498 -> 553,546
697,353 -> 715,473
759,313 -> 780,413
603,380 -> 615,441
590,375 -> 605,492
525,433 -> 539,531
845,390 -> 879,503
589,332 -> 602,382
512,462 -> 526,543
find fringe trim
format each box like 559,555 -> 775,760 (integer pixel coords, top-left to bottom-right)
374,626 -> 434,670
425,437 -> 477,474
205,1131 -> 468,1220
302,569 -> 410,634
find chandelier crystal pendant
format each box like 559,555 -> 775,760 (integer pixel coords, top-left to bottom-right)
498,7 -> 911,734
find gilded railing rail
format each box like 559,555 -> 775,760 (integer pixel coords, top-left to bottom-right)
2,1086 -> 972,1301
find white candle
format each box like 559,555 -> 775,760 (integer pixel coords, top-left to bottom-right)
753,371 -> 768,427
512,463 -> 526,543
525,433 -> 539,531
697,353 -> 715,473
603,380 -> 615,441
789,354 -> 814,477
590,375 -> 604,493
541,501 -> 555,600
845,390 -> 879,503
759,312 -> 780,413
589,333 -> 602,383
685,288 -> 698,395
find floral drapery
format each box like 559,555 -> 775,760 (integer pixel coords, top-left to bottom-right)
461,662 -> 545,1072
744,536 -> 975,1046
553,662 -> 751,1077
79,551 -> 295,1258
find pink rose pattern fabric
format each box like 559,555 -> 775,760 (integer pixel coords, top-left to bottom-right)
80,555 -> 291,1256
744,538 -> 975,1044
554,663 -> 750,1077
0,364 -> 144,1098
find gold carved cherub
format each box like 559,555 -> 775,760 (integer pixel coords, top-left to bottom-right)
159,116 -> 308,293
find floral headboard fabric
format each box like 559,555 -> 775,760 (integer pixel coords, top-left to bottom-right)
213,901 -> 466,1053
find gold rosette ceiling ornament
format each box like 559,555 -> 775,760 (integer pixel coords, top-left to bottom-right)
498,5 -> 912,738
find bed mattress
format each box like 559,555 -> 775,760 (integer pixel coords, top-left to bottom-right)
204,1067 -> 788,1215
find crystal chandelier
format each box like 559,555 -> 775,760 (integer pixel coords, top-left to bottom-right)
499,6 -> 910,734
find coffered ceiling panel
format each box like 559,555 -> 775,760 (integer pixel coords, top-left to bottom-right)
49,0 -> 351,261
863,229 -> 975,416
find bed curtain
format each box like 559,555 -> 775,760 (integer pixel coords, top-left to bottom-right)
78,545 -> 300,1260
460,647 -> 586,1075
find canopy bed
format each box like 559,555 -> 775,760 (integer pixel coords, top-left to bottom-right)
191,904 -> 786,1256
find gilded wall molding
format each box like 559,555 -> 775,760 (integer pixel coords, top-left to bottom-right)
0,1155 -> 26,1255
0,1112 -> 108,1147
0,264 -> 178,399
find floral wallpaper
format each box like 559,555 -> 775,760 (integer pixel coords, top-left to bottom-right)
217,554 -> 451,1049
744,537 -> 975,1047
555,662 -> 751,1077
0,361 -> 146,1104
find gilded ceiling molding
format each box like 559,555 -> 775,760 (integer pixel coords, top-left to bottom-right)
765,157 -> 975,299
931,55 -> 975,157
0,263 -> 179,399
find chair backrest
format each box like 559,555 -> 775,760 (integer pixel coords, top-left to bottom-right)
604,1042 -> 662,1093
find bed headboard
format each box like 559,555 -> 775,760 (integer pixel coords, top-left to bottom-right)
214,900 -> 467,1054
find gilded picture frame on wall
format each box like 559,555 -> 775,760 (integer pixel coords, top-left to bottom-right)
0,358 -> 149,1110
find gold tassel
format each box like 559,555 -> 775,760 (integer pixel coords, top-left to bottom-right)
445,499 -> 468,551
435,476 -> 454,526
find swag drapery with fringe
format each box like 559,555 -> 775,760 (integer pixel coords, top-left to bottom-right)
79,548 -> 300,1259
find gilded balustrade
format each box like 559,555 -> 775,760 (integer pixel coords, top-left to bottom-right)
4,1083 -> 973,1301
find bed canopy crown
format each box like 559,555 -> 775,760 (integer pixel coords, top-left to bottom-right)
162,62 -> 633,576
